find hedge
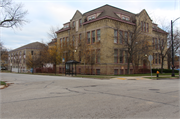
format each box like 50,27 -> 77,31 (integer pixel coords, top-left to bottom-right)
152,69 -> 179,73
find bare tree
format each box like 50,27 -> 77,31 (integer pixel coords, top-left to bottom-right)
0,0 -> 28,28
47,26 -> 60,39
167,29 -> 180,69
108,16 -> 151,74
0,42 -> 8,67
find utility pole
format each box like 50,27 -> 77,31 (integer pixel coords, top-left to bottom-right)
171,17 -> 180,77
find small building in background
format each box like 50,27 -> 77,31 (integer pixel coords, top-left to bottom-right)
8,42 -> 45,72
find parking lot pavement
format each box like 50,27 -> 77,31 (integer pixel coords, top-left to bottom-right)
0,73 -> 179,119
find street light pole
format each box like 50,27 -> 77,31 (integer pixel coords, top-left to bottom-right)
171,20 -> 175,76
171,17 -> 180,77
179,50 -> 180,78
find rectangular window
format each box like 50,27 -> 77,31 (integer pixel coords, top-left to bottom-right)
114,30 -> 118,43
153,53 -> 154,64
79,68 -> 81,74
92,30 -> 95,44
125,51 -> 128,63
60,38 -> 62,47
144,22 -> 146,32
96,69 -> 100,75
79,34 -> 81,43
79,51 -> 81,62
130,69 -> 133,74
66,37 -> 69,47
159,54 -> 161,64
31,51 -> 33,55
79,19 -> 82,26
141,21 -> 143,31
120,69 -> 124,75
155,38 -> 157,50
114,49 -> 118,63
63,38 -> 65,47
119,31 -> 123,44
159,39 -> 161,50
124,32 -> 128,43
147,23 -> 149,32
155,53 -> 157,64
114,69 -> 118,75
97,29 -> 101,41
125,69 -> 128,74
72,36 -> 75,47
87,32 -> 90,44
152,38 -> 154,49
120,50 -> 123,63
129,32 -> 132,44
96,49 -> 100,63
73,21 -> 75,27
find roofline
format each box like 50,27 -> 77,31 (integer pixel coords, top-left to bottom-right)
63,22 -> 70,25
153,28 -> 168,34
56,27 -> 71,34
83,15 -> 135,26
8,42 -> 44,52
83,4 -> 136,16
9,47 -> 44,53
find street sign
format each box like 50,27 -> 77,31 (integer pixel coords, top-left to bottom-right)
148,55 -> 153,62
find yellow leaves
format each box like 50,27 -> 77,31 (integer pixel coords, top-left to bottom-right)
26,54 -> 33,68
48,43 -> 62,64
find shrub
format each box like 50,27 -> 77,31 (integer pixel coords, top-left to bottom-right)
0,81 -> 6,85
152,69 -> 179,73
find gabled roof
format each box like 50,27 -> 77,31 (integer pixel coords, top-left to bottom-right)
9,42 -> 45,53
71,10 -> 82,21
136,9 -> 152,21
83,4 -> 136,20
153,27 -> 168,34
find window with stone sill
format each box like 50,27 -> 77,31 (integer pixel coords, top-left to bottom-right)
92,31 -> 95,43
114,30 -> 118,43
97,29 -> 101,41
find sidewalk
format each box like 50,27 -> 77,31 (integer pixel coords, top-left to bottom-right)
111,76 -> 152,80
111,75 -> 179,80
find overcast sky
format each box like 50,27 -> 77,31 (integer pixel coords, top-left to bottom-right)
1,0 -> 180,50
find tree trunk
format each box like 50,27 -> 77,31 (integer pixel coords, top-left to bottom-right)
127,57 -> 130,74
55,64 -> 56,75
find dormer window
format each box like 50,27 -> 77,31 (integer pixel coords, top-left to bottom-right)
88,17 -> 92,21
88,14 -> 96,21
64,23 -> 69,29
126,17 -> 129,21
115,12 -> 130,21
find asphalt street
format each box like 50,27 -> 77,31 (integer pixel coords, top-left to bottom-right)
0,73 -> 179,119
